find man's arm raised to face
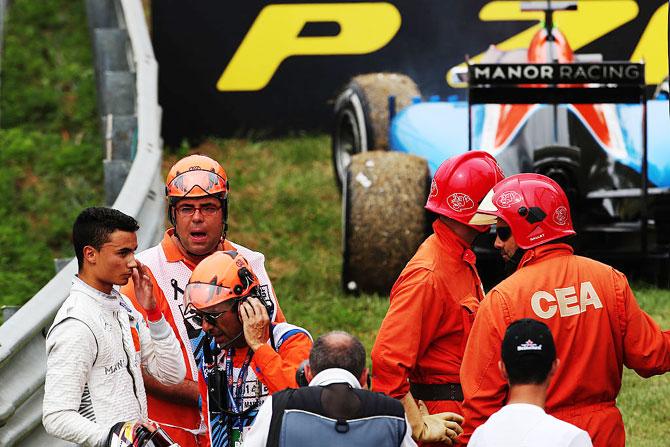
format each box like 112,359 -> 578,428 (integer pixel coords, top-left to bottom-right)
123,263 -> 194,404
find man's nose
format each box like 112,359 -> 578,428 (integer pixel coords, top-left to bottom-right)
128,254 -> 137,269
191,208 -> 206,222
494,236 -> 503,250
201,318 -> 213,332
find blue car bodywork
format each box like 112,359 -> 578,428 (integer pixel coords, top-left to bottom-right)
391,99 -> 670,187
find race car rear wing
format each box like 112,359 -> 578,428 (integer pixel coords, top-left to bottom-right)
467,61 -> 656,253
467,62 -> 647,155
467,62 -> 645,104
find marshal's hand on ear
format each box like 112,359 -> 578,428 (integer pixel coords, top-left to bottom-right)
239,297 -> 270,351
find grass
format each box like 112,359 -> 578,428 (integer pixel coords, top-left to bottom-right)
619,285 -> 670,446
0,0 -> 102,308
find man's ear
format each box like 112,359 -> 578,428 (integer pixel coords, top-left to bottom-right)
83,245 -> 98,266
548,358 -> 560,380
304,363 -> 314,382
498,361 -> 509,381
359,367 -> 370,389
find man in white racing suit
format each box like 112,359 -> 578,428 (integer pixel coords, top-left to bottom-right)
43,207 -> 186,447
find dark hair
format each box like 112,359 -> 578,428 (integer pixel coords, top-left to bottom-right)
73,207 -> 139,270
309,331 -> 366,379
501,318 -> 556,386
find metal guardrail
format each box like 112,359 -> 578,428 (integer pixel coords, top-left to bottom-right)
0,0 -> 164,444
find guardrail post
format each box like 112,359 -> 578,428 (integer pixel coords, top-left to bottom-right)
93,28 -> 131,111
104,159 -> 132,205
1,305 -> 20,324
102,71 -> 136,116
107,115 -> 137,161
85,0 -> 119,30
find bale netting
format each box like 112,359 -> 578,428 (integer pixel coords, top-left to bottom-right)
343,151 -> 430,295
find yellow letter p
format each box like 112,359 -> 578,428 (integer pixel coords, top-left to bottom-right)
216,3 -> 402,92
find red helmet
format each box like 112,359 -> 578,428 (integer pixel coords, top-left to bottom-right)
469,173 -> 576,249
425,151 -> 505,231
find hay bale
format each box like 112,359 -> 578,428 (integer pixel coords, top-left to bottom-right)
343,152 -> 430,295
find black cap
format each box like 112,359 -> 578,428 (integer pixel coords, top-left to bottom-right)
501,318 -> 556,384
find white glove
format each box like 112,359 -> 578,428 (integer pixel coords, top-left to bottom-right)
401,392 -> 464,444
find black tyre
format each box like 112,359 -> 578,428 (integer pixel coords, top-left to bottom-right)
332,73 -> 420,189
342,151 -> 431,295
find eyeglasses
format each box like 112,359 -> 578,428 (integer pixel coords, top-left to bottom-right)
496,226 -> 512,242
175,204 -> 222,217
184,307 -> 229,326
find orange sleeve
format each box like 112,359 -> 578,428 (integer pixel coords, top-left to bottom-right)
371,268 -> 444,398
197,369 -> 210,432
617,270 -> 670,377
251,332 -> 312,393
460,289 -> 510,444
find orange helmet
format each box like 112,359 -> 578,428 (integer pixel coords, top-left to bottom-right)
184,251 -> 259,311
165,154 -> 229,230
166,154 -> 228,199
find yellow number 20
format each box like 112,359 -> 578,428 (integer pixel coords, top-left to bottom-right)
446,1 -> 667,87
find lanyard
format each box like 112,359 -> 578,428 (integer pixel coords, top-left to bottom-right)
224,348 -> 254,414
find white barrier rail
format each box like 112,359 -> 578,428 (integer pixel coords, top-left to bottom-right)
0,0 -> 163,444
